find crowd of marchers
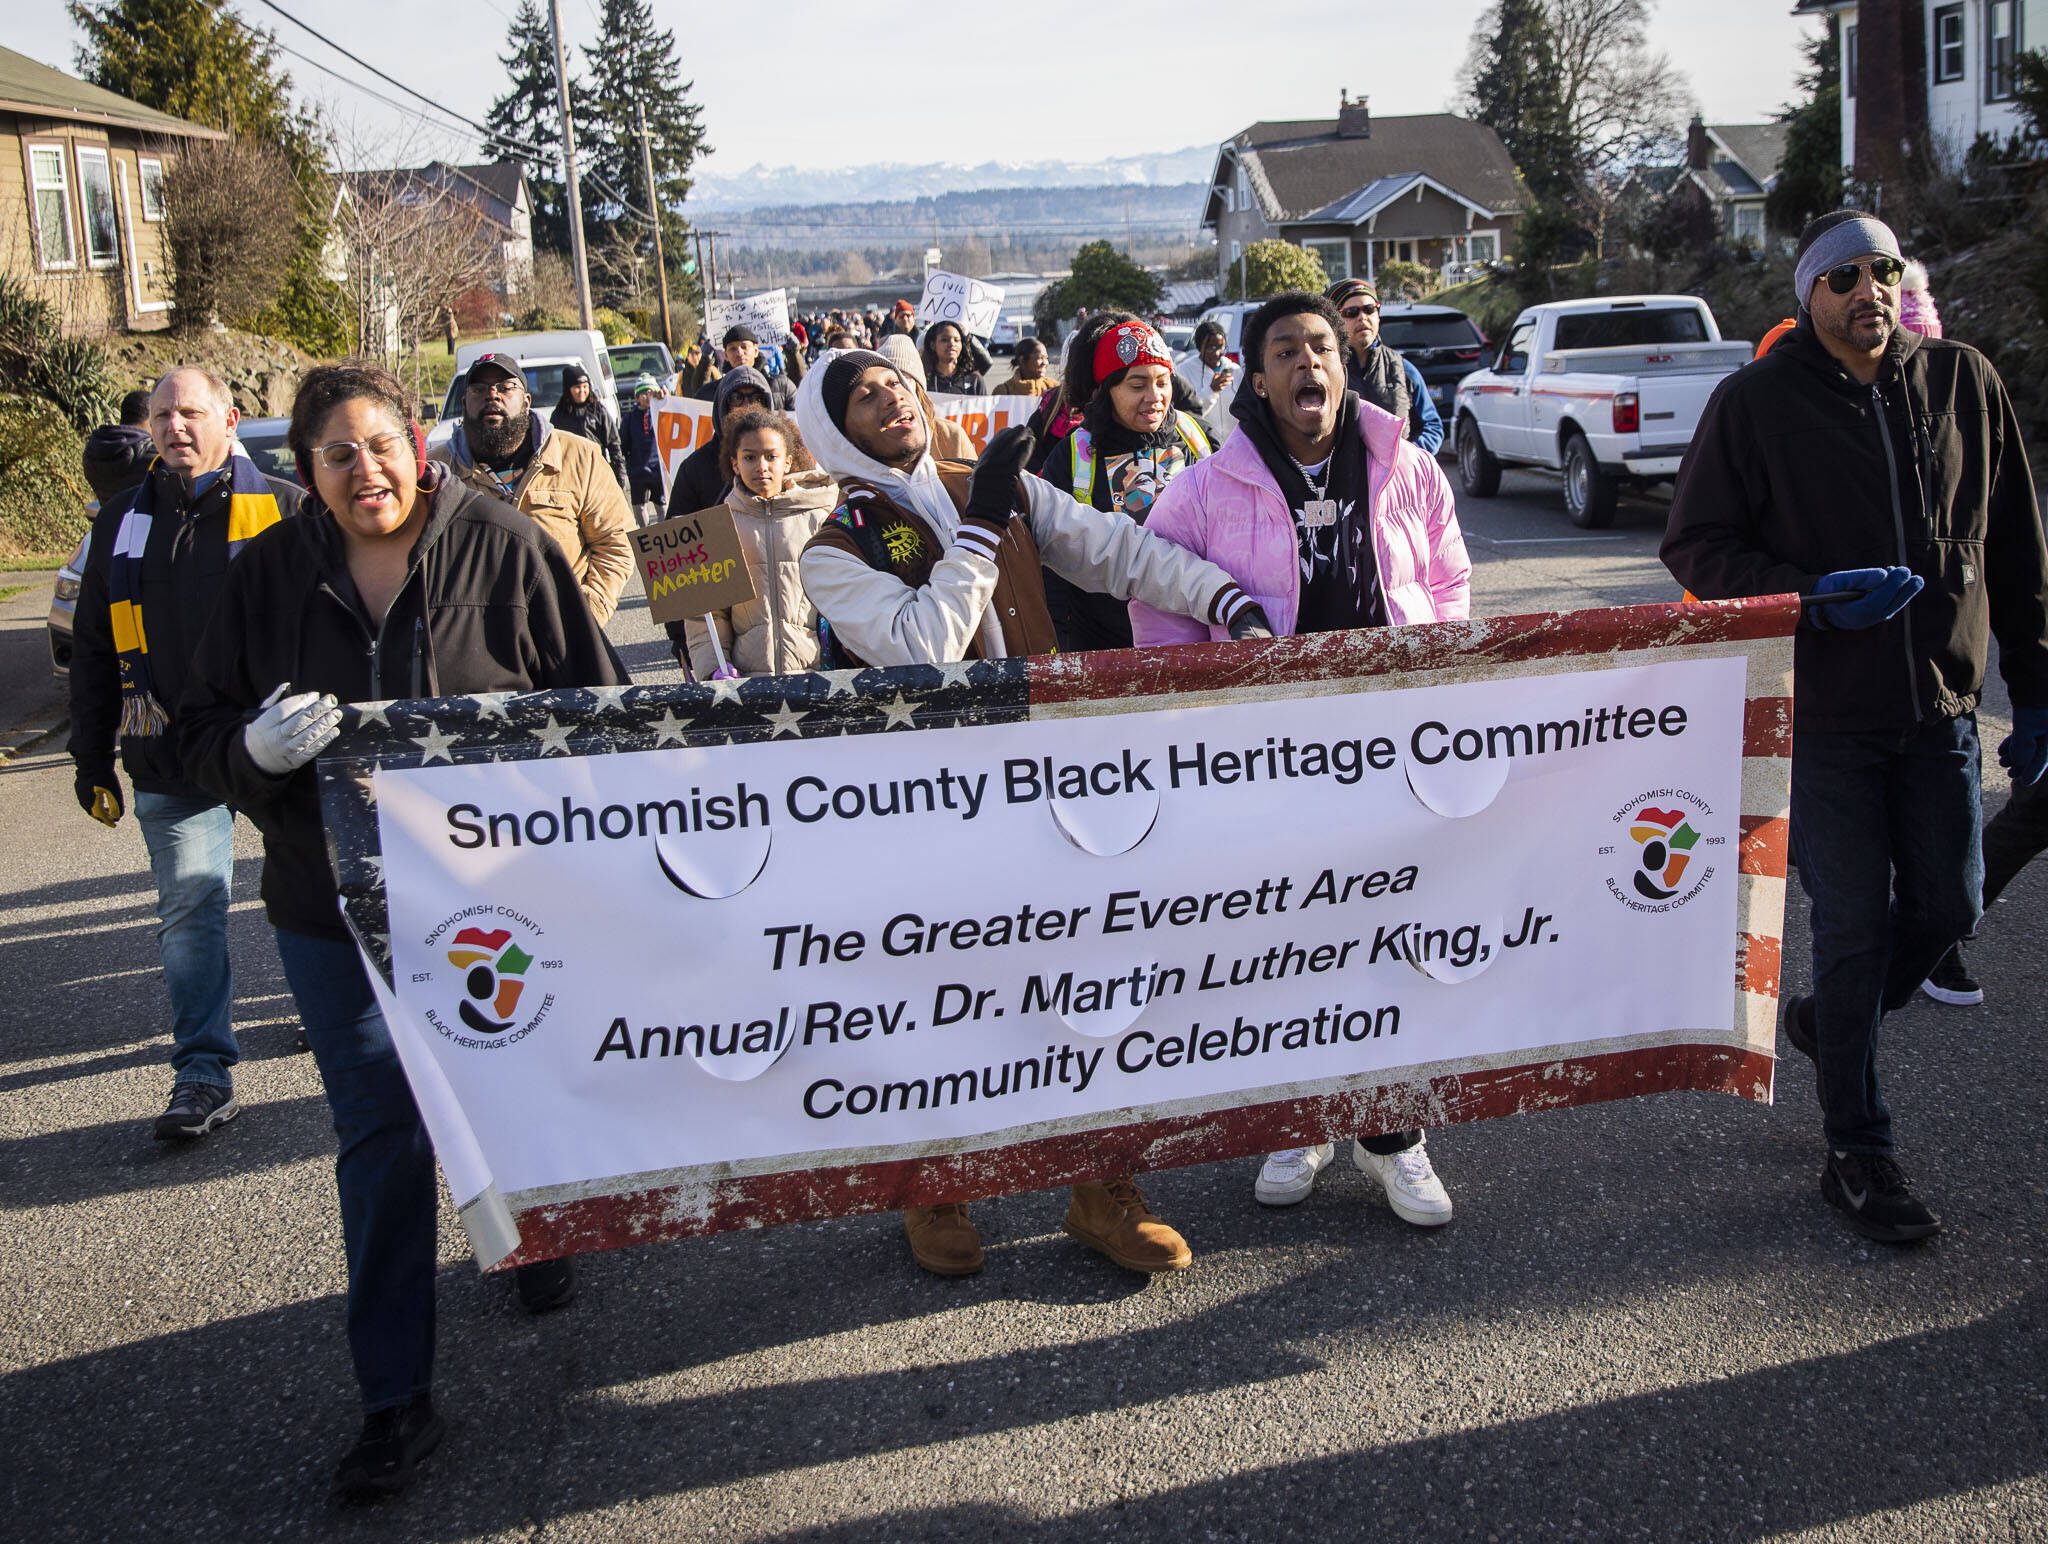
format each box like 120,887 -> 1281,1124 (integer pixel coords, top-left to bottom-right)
61,207 -> 2048,1506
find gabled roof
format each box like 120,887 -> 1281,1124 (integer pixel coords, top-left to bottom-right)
1204,113 -> 1522,229
0,44 -> 227,140
450,161 -> 528,211
1710,123 -> 1789,191
345,160 -> 528,234
1295,171 -> 1500,226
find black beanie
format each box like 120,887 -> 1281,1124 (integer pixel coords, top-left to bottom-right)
821,350 -> 893,430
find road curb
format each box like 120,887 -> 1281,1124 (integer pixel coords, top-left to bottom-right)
0,708 -> 68,762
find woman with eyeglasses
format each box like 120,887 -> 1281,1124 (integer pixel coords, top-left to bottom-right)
180,361 -> 622,1503
1326,278 -> 1443,454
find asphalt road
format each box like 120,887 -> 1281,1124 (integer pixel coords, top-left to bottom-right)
1,467 -> 2042,1542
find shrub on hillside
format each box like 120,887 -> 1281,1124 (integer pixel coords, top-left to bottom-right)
591,307 -> 636,345
0,273 -> 116,431
1374,261 -> 1437,301
0,394 -> 90,559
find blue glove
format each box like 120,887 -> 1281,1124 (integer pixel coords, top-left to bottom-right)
1806,566 -> 1924,630
2000,706 -> 2048,788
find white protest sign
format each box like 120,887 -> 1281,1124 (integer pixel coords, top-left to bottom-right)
926,392 -> 1036,455
918,271 -> 1004,336
369,654 -> 1749,1229
707,288 -> 792,346
651,394 -> 716,500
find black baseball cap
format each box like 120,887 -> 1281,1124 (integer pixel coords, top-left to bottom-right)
722,324 -> 759,347
467,352 -> 524,385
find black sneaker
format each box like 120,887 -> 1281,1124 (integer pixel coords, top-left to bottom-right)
1920,944 -> 1984,1007
515,1258 -> 576,1314
332,1394 -> 444,1504
1820,1151 -> 1942,1244
152,1082 -> 240,1141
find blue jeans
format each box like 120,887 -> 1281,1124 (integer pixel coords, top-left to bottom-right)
132,791 -> 238,1090
1789,715 -> 1983,1155
275,929 -> 436,1413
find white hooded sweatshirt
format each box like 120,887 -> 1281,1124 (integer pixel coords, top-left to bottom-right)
794,350 -> 1248,667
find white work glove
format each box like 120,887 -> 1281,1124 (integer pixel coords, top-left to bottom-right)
244,682 -> 343,776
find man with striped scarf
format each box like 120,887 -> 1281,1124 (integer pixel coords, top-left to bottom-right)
69,367 -> 304,1139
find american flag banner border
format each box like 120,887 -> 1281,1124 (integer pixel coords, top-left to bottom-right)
316,595 -> 1796,1266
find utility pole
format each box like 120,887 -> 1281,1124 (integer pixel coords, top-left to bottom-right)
706,231 -> 719,300
635,103 -> 674,352
547,0 -> 594,330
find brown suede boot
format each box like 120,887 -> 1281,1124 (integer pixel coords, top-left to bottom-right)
1063,1176 -> 1192,1273
902,1203 -> 984,1276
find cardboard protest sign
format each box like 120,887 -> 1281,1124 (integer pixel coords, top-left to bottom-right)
651,395 -> 716,500
918,271 -> 1004,337
707,289 -> 792,346
926,392 -> 1036,455
318,597 -> 1797,1269
627,501 -> 756,624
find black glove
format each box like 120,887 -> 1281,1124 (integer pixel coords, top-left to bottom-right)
962,425 -> 1037,531
1228,602 -> 1275,641
75,763 -> 123,826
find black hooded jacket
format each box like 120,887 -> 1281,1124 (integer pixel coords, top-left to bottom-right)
666,367 -> 772,520
550,381 -> 628,488
81,424 -> 154,506
1664,320 -> 2047,732
179,476 -> 625,938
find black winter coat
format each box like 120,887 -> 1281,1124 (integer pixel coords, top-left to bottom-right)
1663,322 -> 2048,732
179,477 -> 625,938
551,395 -> 628,487
81,424 -> 154,506
70,463 -> 306,797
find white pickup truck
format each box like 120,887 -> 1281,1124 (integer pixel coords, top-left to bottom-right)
1451,296 -> 1751,527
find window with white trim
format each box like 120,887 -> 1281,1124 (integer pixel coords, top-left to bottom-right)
1303,239 -> 1350,281
138,155 -> 166,220
1986,0 -> 2020,101
1235,162 -> 1248,207
1466,231 -> 1498,264
1732,204 -> 1765,246
75,145 -> 119,267
1933,5 -> 1966,82
28,143 -> 77,269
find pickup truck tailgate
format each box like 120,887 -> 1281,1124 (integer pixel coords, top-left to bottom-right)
1634,362 -> 1746,454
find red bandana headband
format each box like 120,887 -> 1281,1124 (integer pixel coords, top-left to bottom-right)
1094,322 -> 1173,385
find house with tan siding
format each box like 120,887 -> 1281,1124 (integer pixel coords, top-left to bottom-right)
0,44 -> 226,334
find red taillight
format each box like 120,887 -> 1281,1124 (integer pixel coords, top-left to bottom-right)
1612,391 -> 1640,434
1453,348 -> 1481,362
1227,350 -> 1242,365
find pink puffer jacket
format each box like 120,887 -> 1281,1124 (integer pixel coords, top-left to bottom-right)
1130,397 -> 1471,643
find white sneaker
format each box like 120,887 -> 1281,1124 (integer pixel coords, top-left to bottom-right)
1353,1136 -> 1454,1227
1254,1143 -> 1335,1206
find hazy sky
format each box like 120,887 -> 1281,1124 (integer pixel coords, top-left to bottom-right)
16,0 -> 1821,173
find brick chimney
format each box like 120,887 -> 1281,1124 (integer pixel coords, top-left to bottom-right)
1850,0 -> 1929,193
1686,116 -> 1711,171
1337,90 -> 1371,138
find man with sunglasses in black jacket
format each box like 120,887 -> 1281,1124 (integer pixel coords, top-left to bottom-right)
1663,209 -> 2048,1246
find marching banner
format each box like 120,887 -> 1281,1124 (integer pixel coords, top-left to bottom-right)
651,395 -> 716,501
927,392 -> 1037,455
317,599 -> 1796,1269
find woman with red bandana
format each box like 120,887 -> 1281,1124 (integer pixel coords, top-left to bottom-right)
1038,312 -> 1213,652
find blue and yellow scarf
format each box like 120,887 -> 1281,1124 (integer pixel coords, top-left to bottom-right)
108,448 -> 280,737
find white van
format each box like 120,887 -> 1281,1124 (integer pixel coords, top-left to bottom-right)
429,329 -> 622,449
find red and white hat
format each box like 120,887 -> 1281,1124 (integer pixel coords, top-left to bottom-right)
1092,321 -> 1173,385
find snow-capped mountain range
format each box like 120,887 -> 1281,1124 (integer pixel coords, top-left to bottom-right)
688,145 -> 1218,211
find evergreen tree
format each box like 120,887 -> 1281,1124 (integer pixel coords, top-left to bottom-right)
485,0 -> 574,255
1767,18 -> 1844,235
579,0 -> 707,252
1467,0 -> 1575,204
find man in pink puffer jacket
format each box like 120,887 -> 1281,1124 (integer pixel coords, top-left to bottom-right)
1131,290 -> 1473,1225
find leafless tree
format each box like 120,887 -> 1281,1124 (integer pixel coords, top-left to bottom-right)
1549,0 -> 1694,242
323,123 -> 504,369
161,137 -> 300,331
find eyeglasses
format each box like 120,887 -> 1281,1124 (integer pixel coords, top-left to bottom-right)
1824,256 -> 1905,294
309,430 -> 409,471
464,376 -> 525,398
1339,302 -> 1380,320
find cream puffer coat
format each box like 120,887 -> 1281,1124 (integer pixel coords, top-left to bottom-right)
683,469 -> 841,677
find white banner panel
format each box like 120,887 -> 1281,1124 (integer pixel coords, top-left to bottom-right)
372,656 -> 1746,1213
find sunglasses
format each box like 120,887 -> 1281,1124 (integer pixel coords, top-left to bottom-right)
1824,256 -> 1905,294
1339,302 -> 1380,320
309,430 -> 409,471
